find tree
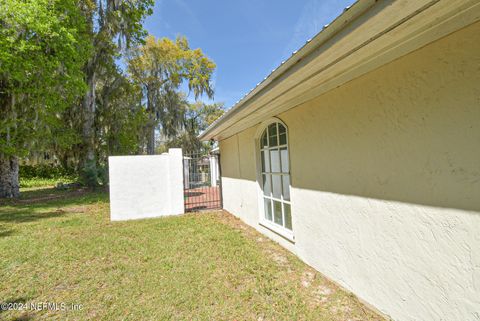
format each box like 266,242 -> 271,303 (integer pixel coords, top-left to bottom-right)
51,50 -> 148,185
0,0 -> 90,197
95,64 -> 147,163
78,0 -> 153,184
181,101 -> 224,153
157,101 -> 224,154
127,35 -> 216,154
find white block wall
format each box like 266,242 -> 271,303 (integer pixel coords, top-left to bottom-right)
108,148 -> 184,221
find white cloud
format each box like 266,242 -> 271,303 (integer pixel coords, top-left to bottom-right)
282,0 -> 353,59
172,0 -> 206,35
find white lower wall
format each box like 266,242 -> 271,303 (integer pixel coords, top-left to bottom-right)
108,148 -> 184,221
292,188 -> 480,321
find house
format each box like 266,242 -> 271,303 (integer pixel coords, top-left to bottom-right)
199,1 -> 480,320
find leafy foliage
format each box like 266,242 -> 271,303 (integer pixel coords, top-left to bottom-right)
159,101 -> 225,154
0,0 -> 91,157
127,35 -> 216,153
19,164 -> 77,188
95,66 -> 148,159
19,165 -> 75,180
0,0 -> 222,195
19,177 -> 77,189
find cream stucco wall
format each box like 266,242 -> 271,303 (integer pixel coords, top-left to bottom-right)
219,22 -> 480,321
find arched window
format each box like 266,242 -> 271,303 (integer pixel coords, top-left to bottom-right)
259,122 -> 292,230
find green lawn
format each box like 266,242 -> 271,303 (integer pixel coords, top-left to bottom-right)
19,176 -> 78,189
0,188 -> 383,320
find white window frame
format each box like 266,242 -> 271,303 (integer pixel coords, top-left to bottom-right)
254,117 -> 294,242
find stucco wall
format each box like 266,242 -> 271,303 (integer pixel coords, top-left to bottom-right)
219,22 -> 480,321
109,149 -> 184,221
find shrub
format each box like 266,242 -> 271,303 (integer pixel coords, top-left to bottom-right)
79,161 -> 98,188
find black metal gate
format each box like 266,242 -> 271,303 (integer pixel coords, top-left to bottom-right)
183,151 -> 222,212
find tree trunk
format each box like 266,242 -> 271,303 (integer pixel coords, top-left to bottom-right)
146,120 -> 155,155
81,66 -> 97,179
146,86 -> 156,155
0,154 -> 19,198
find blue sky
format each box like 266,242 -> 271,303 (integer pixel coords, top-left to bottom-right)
143,0 -> 354,109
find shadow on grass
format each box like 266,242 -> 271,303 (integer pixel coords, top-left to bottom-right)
16,188 -> 88,203
0,188 -> 68,206
0,188 -> 108,225
12,314 -> 36,321
0,209 -> 67,224
0,227 -> 15,238
0,186 -> 107,205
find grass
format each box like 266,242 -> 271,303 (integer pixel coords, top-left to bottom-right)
0,188 -> 384,320
19,176 -> 77,189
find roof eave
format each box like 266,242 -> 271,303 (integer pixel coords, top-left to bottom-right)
198,0 -> 372,141
200,0 -> 480,141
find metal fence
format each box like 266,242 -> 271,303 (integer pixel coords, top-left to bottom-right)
183,152 -> 222,212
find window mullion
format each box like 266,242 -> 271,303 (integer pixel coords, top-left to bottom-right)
275,123 -> 279,146
267,144 -> 273,222
277,145 -> 284,228
270,198 -> 274,224
266,126 -> 270,147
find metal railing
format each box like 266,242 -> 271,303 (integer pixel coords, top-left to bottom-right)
183,152 -> 222,212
